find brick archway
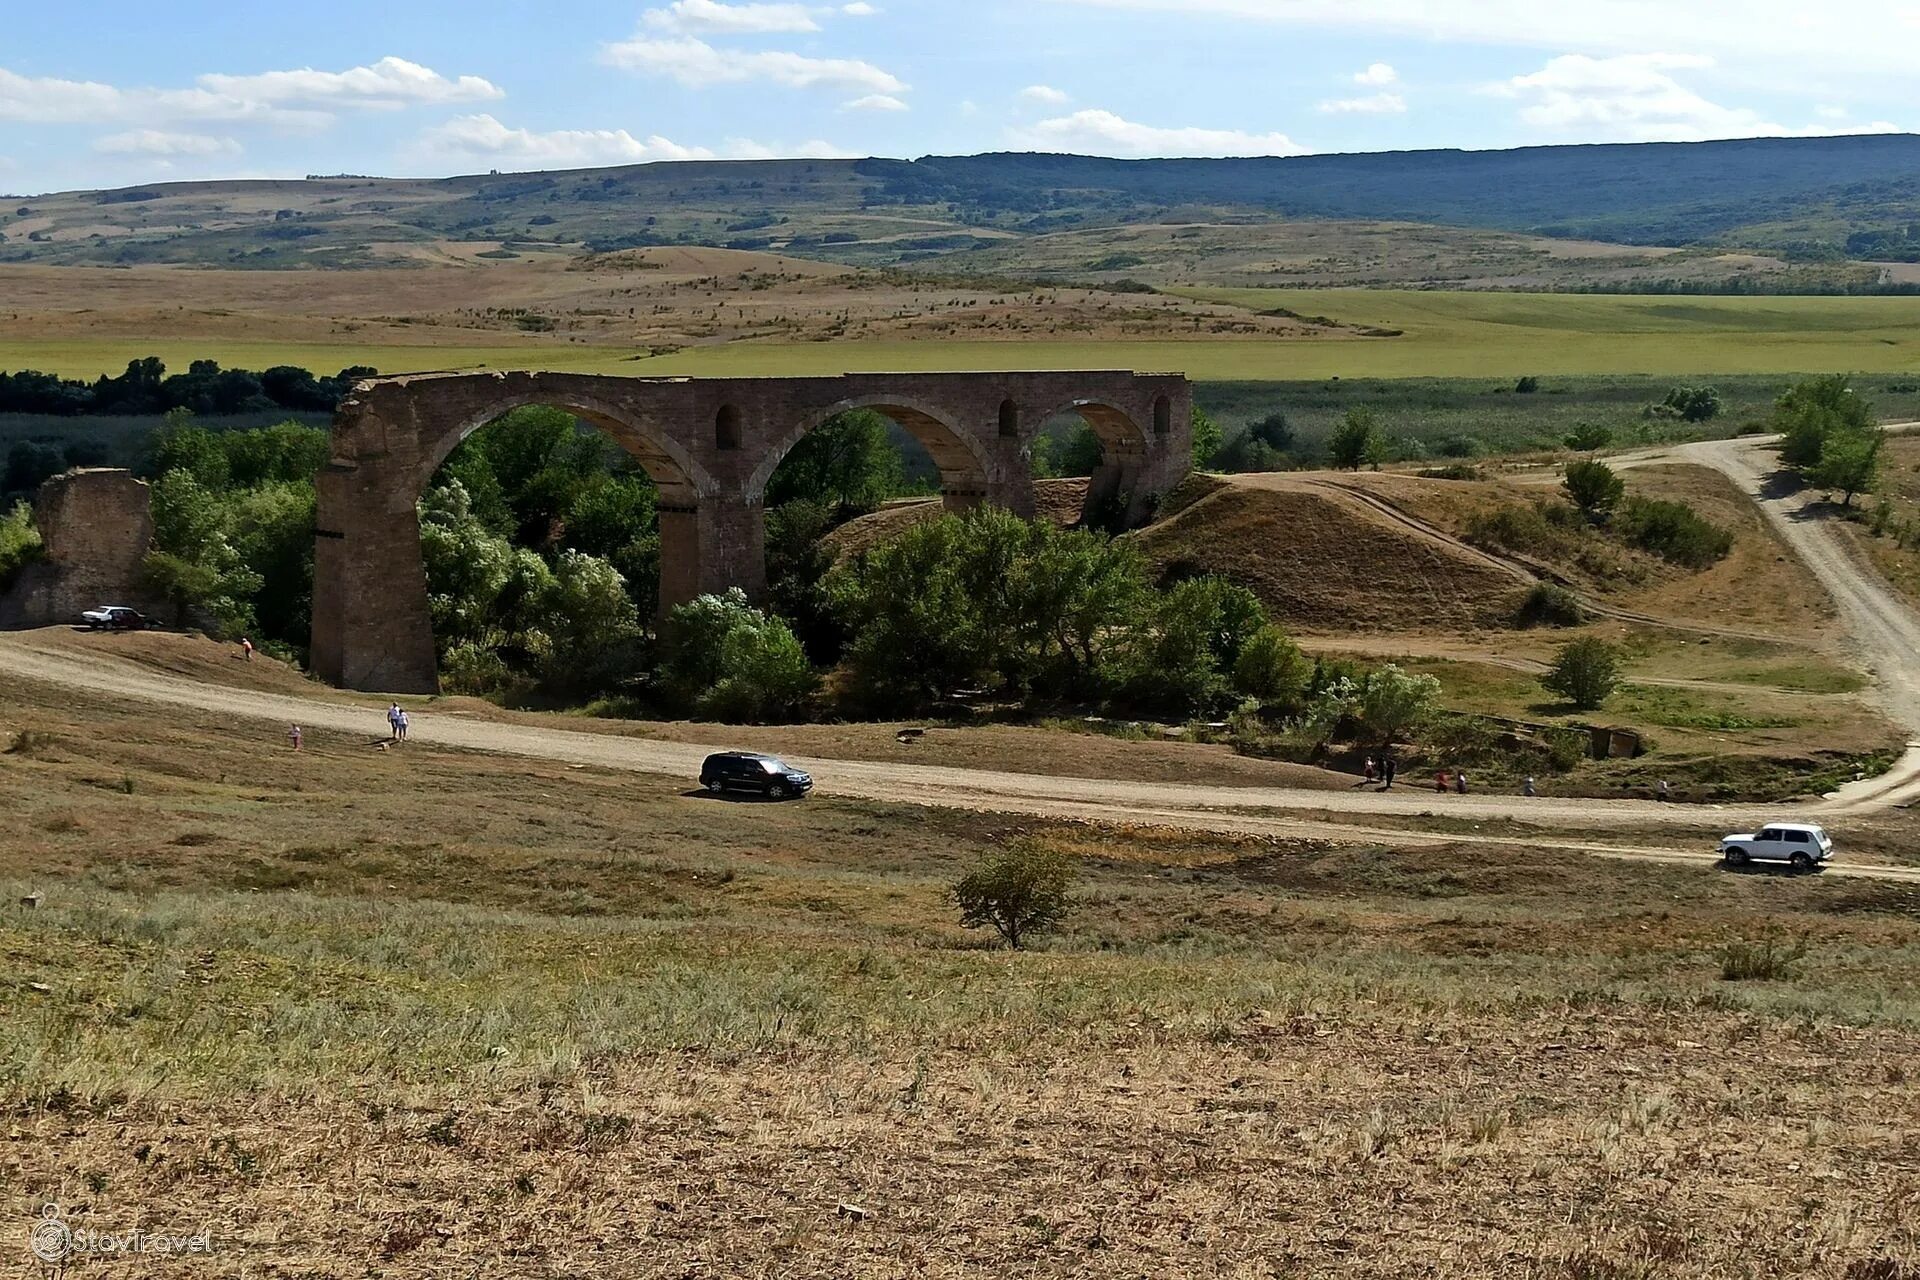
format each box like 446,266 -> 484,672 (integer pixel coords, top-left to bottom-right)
312,369 -> 1191,693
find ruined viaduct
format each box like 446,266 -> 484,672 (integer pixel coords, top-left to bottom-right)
311,370 -> 1193,693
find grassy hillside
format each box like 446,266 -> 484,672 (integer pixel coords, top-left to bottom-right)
4,136 -> 1919,278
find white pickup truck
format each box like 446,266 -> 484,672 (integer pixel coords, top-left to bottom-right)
1720,823 -> 1833,872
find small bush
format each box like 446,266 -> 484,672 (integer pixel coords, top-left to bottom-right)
1544,728 -> 1591,772
1563,423 -> 1612,452
1617,498 -> 1734,569
1515,583 -> 1588,628
1718,935 -> 1809,982
440,642 -> 516,696
1563,459 -> 1625,521
952,843 -> 1077,950
1419,463 -> 1482,481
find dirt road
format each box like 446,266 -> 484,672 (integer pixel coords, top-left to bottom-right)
5,628 -> 1919,884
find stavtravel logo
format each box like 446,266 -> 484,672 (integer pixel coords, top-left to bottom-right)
28,1204 -> 212,1262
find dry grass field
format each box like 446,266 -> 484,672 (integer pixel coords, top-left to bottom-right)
5,641 -> 1920,1275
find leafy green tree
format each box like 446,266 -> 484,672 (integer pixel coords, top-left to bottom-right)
1031,422 -> 1105,479
1327,408 -> 1385,471
1776,375 -> 1874,469
766,409 -> 904,513
1233,624 -> 1312,710
146,410 -> 231,490
1191,406 -> 1222,468
225,482 -> 315,646
700,612 -> 818,723
1354,664 -> 1442,745
1562,459 -> 1625,522
1661,385 -> 1723,423
1563,423 -> 1613,453
539,550 -> 641,692
223,422 -> 329,488
1542,638 -> 1621,711
1249,411 -> 1294,452
1116,576 -> 1266,716
0,500 -> 44,588
419,481 -> 514,648
1810,426 -> 1885,507
952,843 -> 1077,950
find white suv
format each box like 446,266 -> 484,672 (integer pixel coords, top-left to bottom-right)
1720,823 -> 1833,872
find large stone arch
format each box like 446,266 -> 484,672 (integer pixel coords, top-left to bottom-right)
745,394 -> 992,511
1032,395 -> 1156,527
312,369 -> 1193,693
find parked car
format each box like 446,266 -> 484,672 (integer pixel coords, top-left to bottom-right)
80,606 -> 150,631
1720,822 -> 1833,872
699,751 -> 813,799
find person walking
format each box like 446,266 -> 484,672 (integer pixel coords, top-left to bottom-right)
1436,770 -> 1451,794
1657,778 -> 1671,803
1363,756 -> 1377,785
1454,769 -> 1470,795
240,636 -> 254,662
396,708 -> 410,742
288,724 -> 302,752
386,704 -> 402,741
1382,756 -> 1396,790
1523,775 -> 1536,798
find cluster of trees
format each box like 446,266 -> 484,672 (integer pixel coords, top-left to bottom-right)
1647,385 -> 1722,423
1776,375 -> 1884,506
138,413 -> 332,643
0,357 -> 374,418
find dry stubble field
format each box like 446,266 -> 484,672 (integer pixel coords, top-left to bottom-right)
4,651 -> 1920,1276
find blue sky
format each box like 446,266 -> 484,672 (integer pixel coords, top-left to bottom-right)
3,0 -> 1915,194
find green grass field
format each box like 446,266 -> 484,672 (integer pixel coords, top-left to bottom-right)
6,289 -> 1920,382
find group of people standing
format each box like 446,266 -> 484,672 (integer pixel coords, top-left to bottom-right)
1362,757 -> 1544,798
386,704 -> 410,741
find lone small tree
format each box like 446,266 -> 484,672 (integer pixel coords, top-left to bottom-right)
952,843 -> 1076,950
1810,426 -> 1885,507
1542,638 -> 1621,711
1562,459 -> 1625,523
1327,408 -> 1385,471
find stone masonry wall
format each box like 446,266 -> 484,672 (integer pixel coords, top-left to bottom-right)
0,469 -> 159,629
313,370 -> 1193,693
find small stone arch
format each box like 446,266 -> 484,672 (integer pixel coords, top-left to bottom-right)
746,395 -> 992,511
998,398 -> 1020,438
715,404 -> 743,452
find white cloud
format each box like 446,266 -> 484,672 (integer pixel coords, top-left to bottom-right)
0,57 -> 498,131
1019,84 -> 1072,106
1049,0 -> 1920,75
720,137 -> 859,158
844,93 -> 908,111
1815,103 -> 1849,119
842,2 -> 880,13
1319,92 -> 1406,114
93,129 -> 242,156
642,0 -> 822,34
1488,53 -> 1905,141
414,114 -> 856,170
1013,108 -> 1309,157
602,35 -> 907,93
1488,52 -> 1758,141
1354,62 -> 1398,86
416,113 -> 716,167
197,57 -> 501,109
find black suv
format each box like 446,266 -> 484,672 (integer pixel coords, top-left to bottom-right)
699,752 -> 813,799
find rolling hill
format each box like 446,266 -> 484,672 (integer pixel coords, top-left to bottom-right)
3,135 -> 1918,282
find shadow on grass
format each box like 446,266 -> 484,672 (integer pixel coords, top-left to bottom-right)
680,788 -> 808,805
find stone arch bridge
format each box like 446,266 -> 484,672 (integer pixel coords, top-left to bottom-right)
312,369 -> 1192,693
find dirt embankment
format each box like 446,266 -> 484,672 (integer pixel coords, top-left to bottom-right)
1131,477 -> 1523,633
